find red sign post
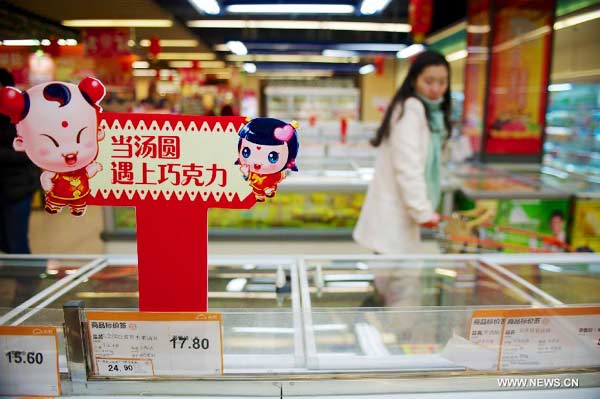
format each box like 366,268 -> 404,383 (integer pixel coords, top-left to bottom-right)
88,114 -> 255,311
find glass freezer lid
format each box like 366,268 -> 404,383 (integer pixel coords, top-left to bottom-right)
448,163 -> 500,177
39,262 -> 297,310
301,257 -> 561,370
303,258 -> 540,309
459,175 -> 568,198
492,261 -> 600,305
0,256 -> 96,309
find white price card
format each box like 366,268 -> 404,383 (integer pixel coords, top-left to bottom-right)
87,311 -> 223,377
0,325 -> 60,396
470,307 -> 600,371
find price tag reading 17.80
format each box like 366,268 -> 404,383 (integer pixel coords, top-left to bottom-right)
0,326 -> 60,396
87,311 -> 223,377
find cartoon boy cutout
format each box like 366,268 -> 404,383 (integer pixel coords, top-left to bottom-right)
236,118 -> 299,202
0,77 -> 106,216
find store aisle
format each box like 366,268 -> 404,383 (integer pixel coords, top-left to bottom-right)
27,208 -> 439,255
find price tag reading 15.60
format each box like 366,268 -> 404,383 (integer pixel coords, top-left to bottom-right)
87,311 -> 223,377
0,326 -> 60,396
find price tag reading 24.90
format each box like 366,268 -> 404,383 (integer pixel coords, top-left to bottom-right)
86,311 -> 223,377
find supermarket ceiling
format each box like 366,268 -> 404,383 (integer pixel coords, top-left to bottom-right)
2,0 -> 466,69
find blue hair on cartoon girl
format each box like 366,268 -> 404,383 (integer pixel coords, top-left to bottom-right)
235,117 -> 299,202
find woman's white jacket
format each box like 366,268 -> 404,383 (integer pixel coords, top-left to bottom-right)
353,97 -> 436,254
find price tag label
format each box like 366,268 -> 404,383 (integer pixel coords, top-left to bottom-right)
87,311 -> 223,377
0,326 -> 60,396
96,357 -> 154,376
470,307 -> 600,370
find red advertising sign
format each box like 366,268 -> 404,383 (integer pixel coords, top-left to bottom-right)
484,0 -> 555,157
88,113 -> 254,311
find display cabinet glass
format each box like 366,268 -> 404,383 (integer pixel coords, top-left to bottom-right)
1,254 -> 599,396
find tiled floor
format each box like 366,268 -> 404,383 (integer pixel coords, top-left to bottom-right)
27,207 -> 439,255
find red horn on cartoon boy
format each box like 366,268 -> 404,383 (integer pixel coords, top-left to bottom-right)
0,86 -> 27,124
78,76 -> 106,109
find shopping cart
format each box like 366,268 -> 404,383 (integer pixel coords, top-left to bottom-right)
436,213 -> 575,254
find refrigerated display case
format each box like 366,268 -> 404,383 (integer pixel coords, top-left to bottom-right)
454,174 -> 572,251
265,85 -> 360,122
510,166 -> 600,251
1,253 -> 599,397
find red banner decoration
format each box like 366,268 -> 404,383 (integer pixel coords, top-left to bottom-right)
462,0 -> 491,155
149,37 -> 161,58
409,0 -> 433,43
84,28 -> 130,57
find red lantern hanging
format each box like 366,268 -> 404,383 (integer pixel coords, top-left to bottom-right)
47,37 -> 61,58
373,56 -> 385,76
409,0 -> 433,43
149,37 -> 161,58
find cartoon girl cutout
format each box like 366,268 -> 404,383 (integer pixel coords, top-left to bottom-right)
0,77 -> 106,216
236,118 -> 299,202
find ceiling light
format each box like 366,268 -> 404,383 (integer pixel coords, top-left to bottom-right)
140,39 -> 199,47
62,19 -> 173,27
128,39 -> 136,47
159,69 -> 177,77
65,39 -> 78,46
548,83 -> 572,92
58,39 -> 66,46
188,19 -> 410,32
467,24 -> 491,34
336,43 -> 406,52
2,39 -> 40,46
397,44 -> 425,58
227,40 -> 247,55
255,70 -> 334,78
214,43 -> 230,51
359,64 -> 375,75
554,9 -> 600,30
132,61 -> 150,69
322,49 -> 358,57
156,52 -> 216,60
226,4 -> 355,14
133,69 -> 158,77
196,61 -> 225,68
360,0 -> 392,15
188,0 -> 220,15
243,63 -> 257,73
226,54 -> 360,63
168,61 -> 194,68
446,49 -> 468,62
41,39 -> 51,46
324,21 -> 410,32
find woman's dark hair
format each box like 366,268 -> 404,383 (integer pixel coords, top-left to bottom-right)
371,50 -> 452,147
